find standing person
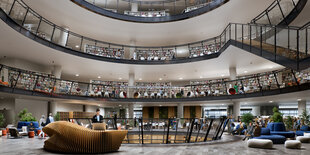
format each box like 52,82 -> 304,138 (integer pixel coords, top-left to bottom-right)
92,108 -> 104,123
45,113 -> 54,125
38,115 -> 46,138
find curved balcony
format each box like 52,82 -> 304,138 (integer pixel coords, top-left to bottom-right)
71,0 -> 228,23
1,64 -> 310,102
0,0 -> 308,67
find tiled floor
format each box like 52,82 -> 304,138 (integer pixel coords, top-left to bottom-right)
0,134 -> 309,155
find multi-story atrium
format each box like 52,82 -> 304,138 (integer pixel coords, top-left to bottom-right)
0,0 -> 310,154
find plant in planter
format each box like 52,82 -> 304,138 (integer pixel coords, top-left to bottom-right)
176,93 -> 182,98
54,112 -> 60,121
300,109 -> 310,125
241,112 -> 254,125
271,107 -> 283,123
0,113 -> 6,136
18,108 -> 36,122
284,116 -> 293,131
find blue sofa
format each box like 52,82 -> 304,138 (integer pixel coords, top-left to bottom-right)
296,125 -> 310,136
267,122 -> 295,138
17,121 -> 40,133
253,128 -> 286,144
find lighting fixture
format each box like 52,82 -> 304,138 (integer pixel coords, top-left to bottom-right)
199,76 -> 203,79
97,76 -> 101,79
118,77 -> 122,80
159,78 -> 162,81
269,66 -> 274,69
139,78 -> 142,81
269,101 -> 273,103
244,71 -> 248,73
159,105 -> 162,107
75,45 -> 79,48
179,77 -> 183,80
119,105 -> 122,107
297,99 -> 302,101
75,74 -> 79,77
221,74 -> 225,77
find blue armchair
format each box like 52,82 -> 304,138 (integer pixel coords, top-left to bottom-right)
267,122 -> 295,138
253,128 -> 286,144
296,125 -> 310,136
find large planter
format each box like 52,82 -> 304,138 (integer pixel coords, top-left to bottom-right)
28,131 -> 35,138
2,129 -> 7,136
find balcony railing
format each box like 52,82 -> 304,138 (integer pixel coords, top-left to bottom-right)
65,117 -> 228,144
1,64 -> 310,101
0,0 -> 307,66
73,0 -> 228,22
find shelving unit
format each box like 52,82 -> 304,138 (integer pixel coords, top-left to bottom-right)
84,44 -> 124,59
124,10 -> 169,17
89,80 -> 128,97
135,49 -> 175,60
189,44 -> 220,58
135,82 -> 171,98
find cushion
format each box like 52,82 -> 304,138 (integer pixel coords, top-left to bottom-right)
273,122 -> 286,131
270,131 -> 295,138
247,139 -> 273,149
296,131 -> 305,136
300,125 -> 309,131
253,135 -> 286,144
285,140 -> 301,149
261,128 -> 270,135
296,136 -> 310,143
304,133 -> 310,137
267,123 -> 274,131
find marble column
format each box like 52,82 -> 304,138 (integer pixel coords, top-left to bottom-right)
128,104 -> 134,118
58,27 -> 69,47
51,65 -> 62,79
233,102 -> 240,120
229,67 -> 237,80
49,101 -> 57,117
128,73 -> 135,98
131,3 -> 138,12
298,100 -> 307,116
251,106 -> 261,116
177,103 -> 184,118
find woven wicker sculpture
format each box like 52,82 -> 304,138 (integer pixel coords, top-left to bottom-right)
42,121 -> 128,153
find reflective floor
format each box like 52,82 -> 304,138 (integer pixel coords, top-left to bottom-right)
0,134 -> 310,155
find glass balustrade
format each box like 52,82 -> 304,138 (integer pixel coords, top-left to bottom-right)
0,0 -> 307,64
1,64 -> 310,100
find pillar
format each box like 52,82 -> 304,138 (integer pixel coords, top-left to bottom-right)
233,102 -> 240,120
51,65 -> 62,79
298,100 -> 307,116
177,103 -> 184,118
128,104 -> 134,118
251,106 -> 261,116
49,101 -> 57,117
58,27 -> 69,47
229,67 -> 237,80
128,73 -> 135,98
131,3 -> 138,12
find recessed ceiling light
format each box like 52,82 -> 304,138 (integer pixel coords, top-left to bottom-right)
199,76 -> 203,79
221,104 -> 224,105
297,99 -> 302,101
269,101 -> 273,103
159,105 -> 162,106
159,78 -> 162,80
98,104 -> 101,106
139,105 -> 142,107
139,78 -> 142,81
179,77 -> 183,80
75,74 -> 79,77
221,74 -> 225,77
118,77 -> 122,80
75,45 -> 79,48
269,66 -> 274,69
119,105 -> 122,107
98,76 -> 101,79
244,71 -> 248,73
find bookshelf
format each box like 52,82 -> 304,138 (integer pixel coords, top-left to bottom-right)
84,44 -> 124,59
135,49 -> 175,60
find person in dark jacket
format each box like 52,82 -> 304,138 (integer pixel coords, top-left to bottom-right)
92,108 -> 104,123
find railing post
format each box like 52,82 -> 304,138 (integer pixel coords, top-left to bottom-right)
21,8 -> 29,29
204,119 -> 213,142
274,26 -> 277,62
273,71 -> 281,89
140,118 -> 144,144
166,118 -> 170,144
297,29 -> 300,70
306,28 -> 308,56
187,118 -> 195,143
8,0 -> 16,16
260,26 -> 263,56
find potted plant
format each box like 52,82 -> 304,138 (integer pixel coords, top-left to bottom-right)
284,116 -> 293,131
271,107 -> 283,123
0,113 -> 5,136
17,108 -> 38,133
300,109 -> 310,126
54,112 -> 60,121
241,112 -> 254,126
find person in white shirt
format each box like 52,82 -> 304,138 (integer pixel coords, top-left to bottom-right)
38,115 -> 46,138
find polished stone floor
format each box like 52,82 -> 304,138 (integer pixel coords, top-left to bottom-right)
0,134 -> 310,155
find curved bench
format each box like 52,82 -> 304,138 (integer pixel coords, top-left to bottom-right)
42,121 -> 128,153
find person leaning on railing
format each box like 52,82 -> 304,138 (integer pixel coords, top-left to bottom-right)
92,108 -> 103,123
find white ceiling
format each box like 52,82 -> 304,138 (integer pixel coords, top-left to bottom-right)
23,0 -> 273,46
0,19 -> 284,82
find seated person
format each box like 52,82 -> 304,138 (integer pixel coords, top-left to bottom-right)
92,108 -> 103,123
27,122 -> 35,132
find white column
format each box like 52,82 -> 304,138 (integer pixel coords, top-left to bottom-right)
233,102 -> 240,120
58,27 -> 69,47
128,104 -> 134,118
51,65 -> 62,79
298,100 -> 307,116
177,103 -> 184,118
49,101 -> 57,116
1,68 -> 8,82
131,3 -> 138,12
229,67 -> 237,80
128,73 -> 135,98
251,106 -> 261,116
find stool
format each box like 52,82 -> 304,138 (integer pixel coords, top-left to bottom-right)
247,139 -> 273,149
304,133 -> 310,137
28,131 -> 35,138
296,136 -> 310,143
285,140 -> 301,149
2,129 -> 7,136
